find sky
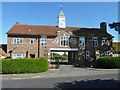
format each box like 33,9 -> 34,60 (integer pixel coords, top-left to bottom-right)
1,2 -> 119,45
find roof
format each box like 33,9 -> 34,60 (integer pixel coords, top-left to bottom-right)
59,10 -> 65,16
6,24 -> 113,38
0,48 -> 8,57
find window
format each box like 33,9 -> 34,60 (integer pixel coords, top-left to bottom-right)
41,36 -> 47,46
30,39 -> 34,44
86,51 -> 90,59
92,37 -> 98,47
105,51 -> 110,56
12,54 -> 25,59
60,36 -> 69,46
13,38 -> 23,44
79,37 -> 85,47
99,51 -> 102,57
102,37 -> 107,44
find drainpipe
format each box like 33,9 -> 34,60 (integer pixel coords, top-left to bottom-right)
38,36 -> 40,58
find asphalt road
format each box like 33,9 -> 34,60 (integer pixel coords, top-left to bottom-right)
2,65 -> 120,88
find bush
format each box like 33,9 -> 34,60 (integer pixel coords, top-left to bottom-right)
1,58 -> 49,74
97,56 -> 120,68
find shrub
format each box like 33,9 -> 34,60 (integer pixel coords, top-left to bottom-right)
97,56 -> 120,68
1,58 -> 49,74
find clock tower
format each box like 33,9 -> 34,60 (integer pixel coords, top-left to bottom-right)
58,5 -> 66,28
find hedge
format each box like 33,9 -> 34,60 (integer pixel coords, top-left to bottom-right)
97,56 -> 120,68
1,58 -> 49,74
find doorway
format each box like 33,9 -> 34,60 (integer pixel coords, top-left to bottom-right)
30,54 -> 35,58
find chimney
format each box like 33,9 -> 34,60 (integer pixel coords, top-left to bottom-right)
16,22 -> 19,24
100,22 -> 107,32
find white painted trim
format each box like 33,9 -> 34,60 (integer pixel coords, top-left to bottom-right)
13,38 -> 23,44
60,35 -> 69,47
50,48 -> 78,51
41,35 -> 47,46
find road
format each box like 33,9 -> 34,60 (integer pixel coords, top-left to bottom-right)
2,65 -> 120,88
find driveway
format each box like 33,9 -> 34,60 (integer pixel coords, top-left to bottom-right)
43,65 -> 119,78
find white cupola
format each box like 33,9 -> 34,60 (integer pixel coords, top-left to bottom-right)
58,5 -> 66,28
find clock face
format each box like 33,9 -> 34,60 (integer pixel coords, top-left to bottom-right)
60,21 -> 64,26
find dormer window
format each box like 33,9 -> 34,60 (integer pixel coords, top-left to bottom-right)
60,35 -> 69,46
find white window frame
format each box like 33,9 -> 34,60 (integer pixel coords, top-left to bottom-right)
105,51 -> 110,56
92,37 -> 98,47
60,35 -> 69,47
12,54 -> 25,59
41,36 -> 47,46
30,39 -> 34,44
79,37 -> 85,47
13,38 -> 23,44
102,37 -> 107,44
86,51 -> 90,59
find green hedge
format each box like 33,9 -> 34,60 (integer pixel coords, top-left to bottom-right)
1,58 -> 49,74
97,56 -> 120,68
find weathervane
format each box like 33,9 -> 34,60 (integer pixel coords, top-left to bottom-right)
60,5 -> 62,10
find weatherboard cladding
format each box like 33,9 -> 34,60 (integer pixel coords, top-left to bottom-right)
6,24 -> 113,38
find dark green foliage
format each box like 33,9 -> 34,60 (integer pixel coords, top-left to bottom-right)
1,58 -> 49,74
97,56 -> 120,68
51,53 -> 68,61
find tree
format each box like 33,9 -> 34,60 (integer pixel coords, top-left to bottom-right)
109,22 -> 120,34
63,52 -> 67,56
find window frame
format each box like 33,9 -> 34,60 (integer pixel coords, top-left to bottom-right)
13,38 -> 23,44
105,51 -> 110,56
102,37 -> 107,44
30,39 -> 34,44
79,37 -> 85,47
86,51 -> 90,59
99,51 -> 102,57
12,54 -> 25,59
41,36 -> 47,46
60,35 -> 69,47
92,37 -> 98,47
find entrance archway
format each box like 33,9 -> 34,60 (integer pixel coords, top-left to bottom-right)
50,48 -> 78,65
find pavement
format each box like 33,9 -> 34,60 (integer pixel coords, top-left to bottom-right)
1,65 -> 119,80
1,69 -> 59,80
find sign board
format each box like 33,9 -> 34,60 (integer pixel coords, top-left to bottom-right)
52,38 -> 58,44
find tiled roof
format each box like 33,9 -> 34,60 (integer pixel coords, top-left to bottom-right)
0,48 -> 8,57
6,24 -> 113,38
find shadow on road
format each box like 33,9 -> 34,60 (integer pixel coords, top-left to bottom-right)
54,79 -> 120,88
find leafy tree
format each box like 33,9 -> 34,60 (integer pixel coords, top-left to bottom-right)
109,22 -> 120,34
63,52 -> 68,56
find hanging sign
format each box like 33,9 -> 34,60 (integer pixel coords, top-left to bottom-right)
52,38 -> 58,44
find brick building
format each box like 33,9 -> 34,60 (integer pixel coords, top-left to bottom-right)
0,44 -> 8,59
6,7 -> 113,66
